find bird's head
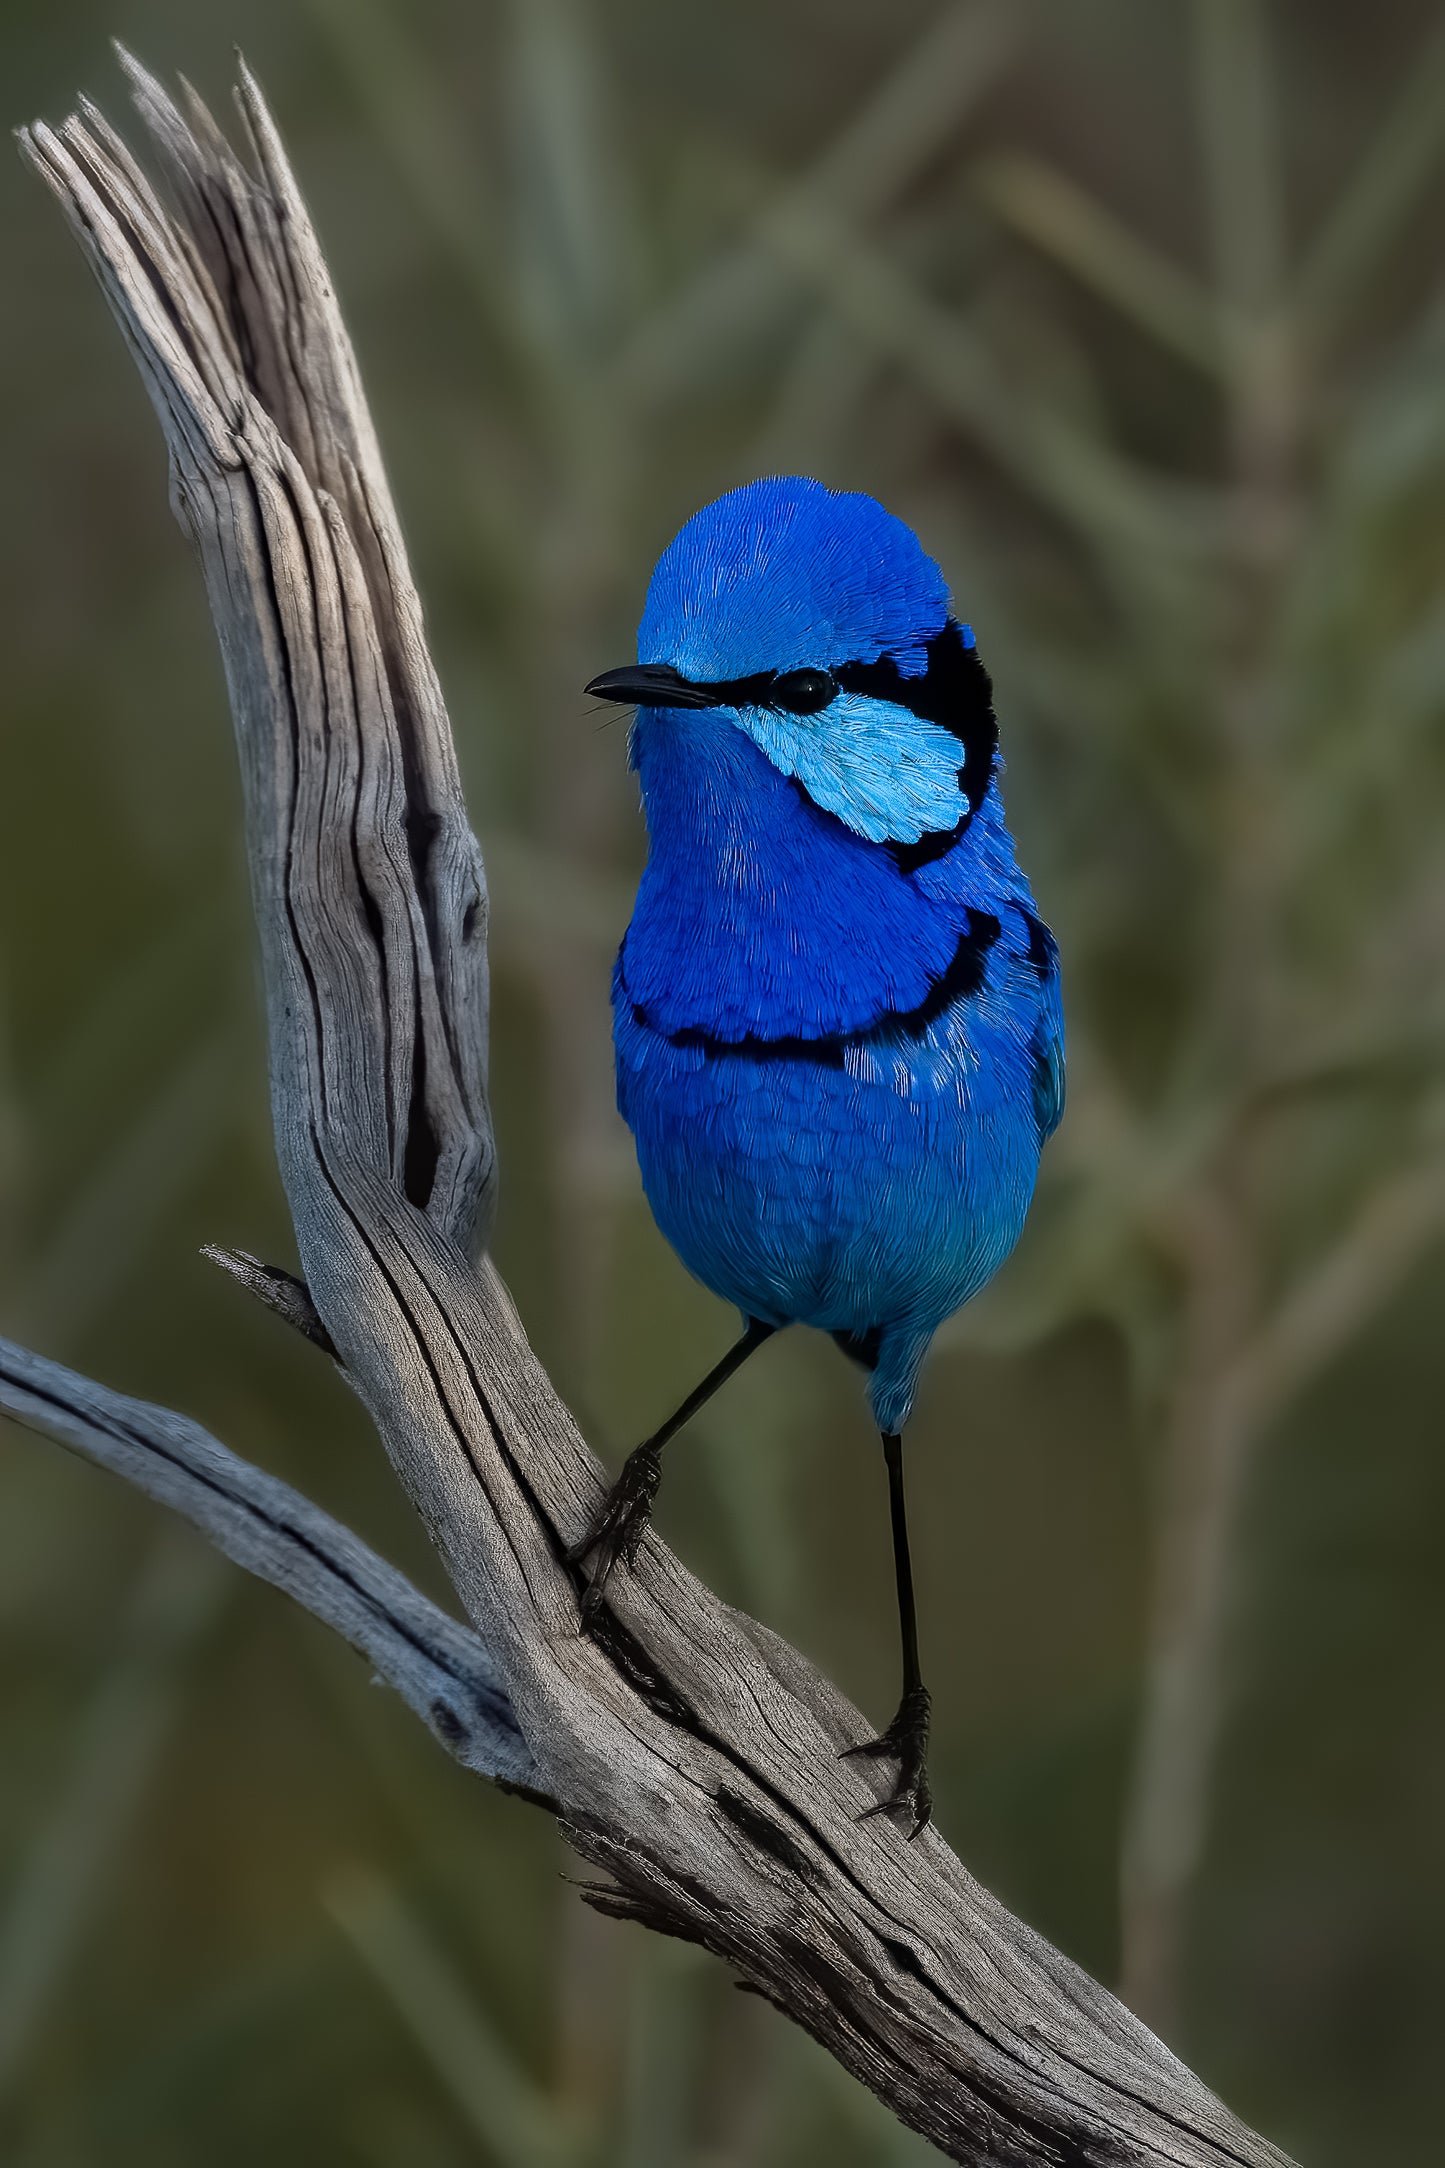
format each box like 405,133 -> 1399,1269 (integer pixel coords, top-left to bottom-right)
587,476 -> 998,859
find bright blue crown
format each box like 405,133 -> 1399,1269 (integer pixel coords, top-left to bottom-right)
638,476 -> 951,683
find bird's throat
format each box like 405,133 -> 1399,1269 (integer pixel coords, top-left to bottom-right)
624,713 -> 1004,1042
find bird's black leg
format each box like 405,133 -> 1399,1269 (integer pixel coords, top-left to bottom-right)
569,1319 -> 775,1626
844,1429 -> 932,1836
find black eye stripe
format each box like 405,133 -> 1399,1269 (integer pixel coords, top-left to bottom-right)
683,622 -> 992,737
670,619 -> 999,868
681,666 -> 836,714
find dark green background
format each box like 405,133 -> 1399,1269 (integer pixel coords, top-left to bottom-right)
3,3 -> 1444,2162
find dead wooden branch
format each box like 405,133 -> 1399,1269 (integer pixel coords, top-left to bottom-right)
0,1332 -> 534,1790
200,1244 -> 339,1354
8,52 -> 1298,2166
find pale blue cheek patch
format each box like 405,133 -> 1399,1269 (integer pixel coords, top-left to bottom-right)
734,693 -> 966,846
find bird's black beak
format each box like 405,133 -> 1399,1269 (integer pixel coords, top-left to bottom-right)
583,663 -> 720,710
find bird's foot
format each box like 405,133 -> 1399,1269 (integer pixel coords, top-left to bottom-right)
842,1684 -> 933,1838
567,1442 -> 663,1627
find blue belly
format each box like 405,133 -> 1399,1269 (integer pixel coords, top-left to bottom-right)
613,974 -> 1045,1389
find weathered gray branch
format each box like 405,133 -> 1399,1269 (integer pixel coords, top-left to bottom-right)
0,1333 -> 535,1791
9,53 -> 1299,2165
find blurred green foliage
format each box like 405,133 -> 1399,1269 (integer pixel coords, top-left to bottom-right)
3,2 -> 1445,2162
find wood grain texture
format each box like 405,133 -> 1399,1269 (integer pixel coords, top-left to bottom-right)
14,55 -> 1299,2166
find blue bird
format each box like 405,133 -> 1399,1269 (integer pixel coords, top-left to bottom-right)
573,477 -> 1064,1831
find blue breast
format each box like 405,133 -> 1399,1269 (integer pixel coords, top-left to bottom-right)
622,716 -> 967,1039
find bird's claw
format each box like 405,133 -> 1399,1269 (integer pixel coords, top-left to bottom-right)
568,1443 -> 663,1626
842,1684 -> 933,1838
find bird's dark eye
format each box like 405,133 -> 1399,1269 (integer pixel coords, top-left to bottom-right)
770,667 -> 837,715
